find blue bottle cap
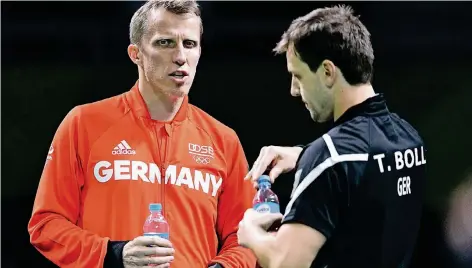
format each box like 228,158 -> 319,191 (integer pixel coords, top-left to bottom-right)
149,203 -> 162,212
257,175 -> 271,185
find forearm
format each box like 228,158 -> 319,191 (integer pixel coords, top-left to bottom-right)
28,215 -> 109,268
248,231 -> 279,268
210,233 -> 257,268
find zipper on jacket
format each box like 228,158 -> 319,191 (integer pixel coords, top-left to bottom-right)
151,124 -> 162,207
149,121 -> 173,219
162,124 -> 174,220
162,123 -> 173,219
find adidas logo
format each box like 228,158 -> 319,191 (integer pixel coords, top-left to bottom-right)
112,140 -> 136,155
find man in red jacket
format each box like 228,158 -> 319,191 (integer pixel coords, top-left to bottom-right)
28,1 -> 256,267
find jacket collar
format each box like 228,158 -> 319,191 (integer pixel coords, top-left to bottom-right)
125,81 -> 189,123
333,93 -> 389,127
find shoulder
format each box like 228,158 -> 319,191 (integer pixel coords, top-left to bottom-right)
297,137 -> 330,172
328,117 -> 371,155
56,93 -> 129,144
299,118 -> 370,171
390,113 -> 425,145
187,104 -> 247,178
188,104 -> 240,145
73,93 -> 128,122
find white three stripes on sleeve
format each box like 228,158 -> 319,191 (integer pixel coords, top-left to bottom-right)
283,134 -> 369,218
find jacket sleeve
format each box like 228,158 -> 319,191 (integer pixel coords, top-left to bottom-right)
27,107 -> 110,268
209,132 -> 257,268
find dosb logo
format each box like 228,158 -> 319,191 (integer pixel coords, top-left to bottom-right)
112,149 -> 136,155
255,203 -> 271,214
188,143 -> 214,156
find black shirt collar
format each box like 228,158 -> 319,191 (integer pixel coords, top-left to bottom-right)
333,93 -> 389,127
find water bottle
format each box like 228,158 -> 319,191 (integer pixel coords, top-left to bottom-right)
143,203 -> 169,240
253,175 -> 280,214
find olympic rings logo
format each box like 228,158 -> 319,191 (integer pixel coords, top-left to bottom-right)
193,155 -> 211,164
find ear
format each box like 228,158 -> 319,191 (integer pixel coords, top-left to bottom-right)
321,60 -> 336,88
127,44 -> 142,67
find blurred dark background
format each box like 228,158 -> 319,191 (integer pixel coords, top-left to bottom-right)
2,1 -> 472,267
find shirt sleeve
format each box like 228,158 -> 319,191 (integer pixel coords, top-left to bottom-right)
282,134 -> 367,239
27,107 -> 110,268
209,131 -> 257,268
282,164 -> 346,239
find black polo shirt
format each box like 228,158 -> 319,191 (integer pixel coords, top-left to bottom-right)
282,94 -> 426,268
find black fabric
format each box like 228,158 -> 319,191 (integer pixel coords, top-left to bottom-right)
282,94 -> 426,268
103,240 -> 128,268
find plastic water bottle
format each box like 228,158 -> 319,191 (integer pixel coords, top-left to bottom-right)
143,203 -> 169,240
253,175 -> 280,214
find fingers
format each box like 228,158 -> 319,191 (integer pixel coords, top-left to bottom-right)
241,209 -> 284,232
244,208 -> 283,224
245,147 -> 267,181
260,213 -> 284,230
152,247 -> 175,256
245,146 -> 276,182
133,236 -> 173,248
124,237 -> 175,268
129,255 -> 174,266
148,256 -> 175,265
154,264 -> 171,268
268,166 -> 283,182
128,246 -> 175,257
267,212 -> 284,222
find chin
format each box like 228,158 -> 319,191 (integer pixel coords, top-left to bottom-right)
308,110 -> 320,122
166,84 -> 191,98
309,113 -> 320,123
313,117 -> 328,123
310,111 -> 331,123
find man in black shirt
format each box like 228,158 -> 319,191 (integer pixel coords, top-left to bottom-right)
237,5 -> 426,268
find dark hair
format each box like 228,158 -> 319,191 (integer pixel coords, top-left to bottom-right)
130,0 -> 202,45
274,5 -> 374,85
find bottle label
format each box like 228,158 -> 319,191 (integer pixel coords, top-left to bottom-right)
254,202 -> 280,214
143,232 -> 169,240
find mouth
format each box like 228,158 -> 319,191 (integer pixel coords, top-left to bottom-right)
169,70 -> 189,79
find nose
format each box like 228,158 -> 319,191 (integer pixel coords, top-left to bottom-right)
290,78 -> 300,97
291,87 -> 300,97
173,45 -> 186,66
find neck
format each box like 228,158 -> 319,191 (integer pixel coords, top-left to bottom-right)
334,83 -> 376,121
138,79 -> 184,122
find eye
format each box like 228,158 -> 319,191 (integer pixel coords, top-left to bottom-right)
156,39 -> 174,47
183,40 -> 197,48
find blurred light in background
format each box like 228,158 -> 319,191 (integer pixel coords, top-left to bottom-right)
445,172 -> 472,265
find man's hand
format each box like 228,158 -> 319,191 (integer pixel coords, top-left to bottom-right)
123,236 -> 174,268
245,146 -> 303,187
237,209 -> 283,248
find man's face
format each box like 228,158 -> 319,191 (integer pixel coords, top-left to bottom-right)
137,8 -> 201,98
286,45 -> 334,123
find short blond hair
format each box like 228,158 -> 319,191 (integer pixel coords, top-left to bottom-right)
129,0 -> 202,45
